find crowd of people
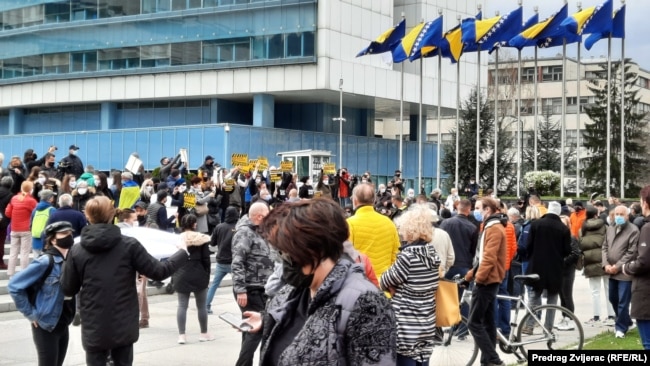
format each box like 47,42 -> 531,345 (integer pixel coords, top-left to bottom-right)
2,144 -> 650,366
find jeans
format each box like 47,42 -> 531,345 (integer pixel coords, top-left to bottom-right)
637,319 -> 650,350
559,267 -> 575,313
396,353 -> 429,366
85,344 -> 133,366
177,288 -> 208,334
495,271 -> 511,336
526,289 -> 559,330
8,231 -> 32,276
32,321 -> 69,366
235,289 -> 267,366
206,263 -> 232,312
589,276 -> 615,319
608,278 -> 632,333
468,282 -> 501,365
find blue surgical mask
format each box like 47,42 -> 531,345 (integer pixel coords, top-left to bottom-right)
473,209 -> 483,222
614,216 -> 626,226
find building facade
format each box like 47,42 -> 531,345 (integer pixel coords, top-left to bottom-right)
0,0 -> 482,190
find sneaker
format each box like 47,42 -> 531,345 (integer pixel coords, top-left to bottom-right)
199,333 -> 215,342
554,318 -> 568,329
557,319 -> 576,331
629,322 -> 637,331
178,334 -> 186,344
584,318 -> 601,326
615,330 -> 625,338
603,317 -> 616,326
72,313 -> 81,326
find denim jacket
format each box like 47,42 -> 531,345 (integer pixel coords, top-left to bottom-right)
8,253 -> 66,332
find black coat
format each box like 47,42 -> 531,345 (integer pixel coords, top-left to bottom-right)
59,154 -> 84,179
211,207 -> 238,264
525,214 -> 572,294
173,232 -> 211,294
61,224 -> 188,352
0,186 -> 12,231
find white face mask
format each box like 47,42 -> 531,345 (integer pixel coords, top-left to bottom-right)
69,181 -> 77,189
322,180 -> 329,185
78,188 -> 88,195
145,186 -> 153,192
408,192 -> 414,198
71,150 -> 77,156
380,188 -> 386,194
93,176 -> 99,183
37,177 -> 46,185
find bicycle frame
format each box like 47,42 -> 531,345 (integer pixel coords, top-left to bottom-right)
496,294 -> 556,348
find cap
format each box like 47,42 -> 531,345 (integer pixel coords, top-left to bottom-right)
205,155 -> 214,161
547,201 -> 561,216
69,145 -> 80,150
134,201 -> 148,210
175,178 -> 186,187
44,221 -> 74,237
38,189 -> 57,201
574,200 -> 584,210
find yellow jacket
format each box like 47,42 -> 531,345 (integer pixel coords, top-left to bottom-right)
347,206 -> 400,279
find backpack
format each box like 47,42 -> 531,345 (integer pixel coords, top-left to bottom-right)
26,254 -> 55,306
31,208 -> 52,239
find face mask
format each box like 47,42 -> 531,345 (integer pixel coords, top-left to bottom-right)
56,235 -> 74,249
362,179 -> 368,183
255,178 -> 261,184
179,185 -> 186,190
408,193 -> 414,198
78,188 -> 88,195
93,176 -> 99,183
281,257 -> 314,289
71,150 -> 77,156
69,181 -> 77,189
473,209 -> 483,222
322,180 -> 329,185
37,177 -> 46,185
264,195 -> 272,201
146,186 -> 153,192
380,188 -> 386,194
615,216 -> 626,226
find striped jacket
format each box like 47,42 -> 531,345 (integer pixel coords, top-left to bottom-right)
380,240 -> 440,361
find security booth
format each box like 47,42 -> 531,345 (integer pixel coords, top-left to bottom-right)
276,150 -> 334,182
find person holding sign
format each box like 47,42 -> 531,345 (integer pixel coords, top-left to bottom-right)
315,170 -> 333,200
298,176 -> 314,200
189,177 -> 215,234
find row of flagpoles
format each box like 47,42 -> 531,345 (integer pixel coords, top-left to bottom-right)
357,0 -> 627,199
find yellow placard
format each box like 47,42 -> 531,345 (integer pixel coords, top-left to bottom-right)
270,169 -> 282,183
323,163 -> 336,175
183,192 -> 196,209
231,153 -> 248,168
314,191 -> 322,198
280,161 -> 294,172
224,178 -> 235,192
248,159 -> 258,172
257,156 -> 268,171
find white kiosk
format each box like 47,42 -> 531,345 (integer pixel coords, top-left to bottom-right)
276,150 -> 334,182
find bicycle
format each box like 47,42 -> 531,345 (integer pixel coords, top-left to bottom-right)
430,274 -> 584,365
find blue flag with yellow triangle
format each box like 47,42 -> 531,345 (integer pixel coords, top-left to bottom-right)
490,12 -> 539,53
508,4 -> 569,50
561,0 -> 612,36
462,7 -> 523,53
390,16 -> 443,62
356,19 -> 406,57
585,5 -> 625,50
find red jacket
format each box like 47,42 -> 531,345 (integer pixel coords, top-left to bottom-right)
5,193 -> 38,232
338,174 -> 350,199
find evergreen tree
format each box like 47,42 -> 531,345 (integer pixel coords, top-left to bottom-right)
583,60 -> 648,197
442,89 -> 515,193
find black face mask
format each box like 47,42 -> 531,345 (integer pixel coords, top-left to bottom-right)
281,258 -> 314,289
56,235 -> 74,249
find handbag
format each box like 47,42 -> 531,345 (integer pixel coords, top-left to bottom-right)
435,277 -> 461,327
193,204 -> 209,216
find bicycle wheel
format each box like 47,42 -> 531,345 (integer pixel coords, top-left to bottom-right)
516,304 -> 584,358
430,316 -> 478,366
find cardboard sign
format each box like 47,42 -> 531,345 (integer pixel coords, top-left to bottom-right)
224,178 -> 235,192
125,154 -> 143,173
270,169 -> 282,183
183,192 -> 196,209
248,159 -> 258,172
231,153 -> 248,168
280,161 -> 293,172
314,191 -> 322,198
179,148 -> 189,163
257,156 -> 268,171
323,163 -> 336,175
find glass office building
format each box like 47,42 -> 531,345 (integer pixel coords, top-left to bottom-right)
0,0 -> 482,188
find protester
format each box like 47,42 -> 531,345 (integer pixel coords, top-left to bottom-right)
61,196 -> 190,366
555,215 -> 582,330
206,206 -> 238,314
5,181 -> 38,279
59,145 -> 84,179
8,221 -> 76,366
30,190 -> 57,257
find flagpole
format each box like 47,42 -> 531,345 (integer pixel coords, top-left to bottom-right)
533,6 -> 539,172
475,45 -> 481,187
437,52 -> 442,189
493,48 -> 499,197
455,15 -> 461,190
576,40 -> 582,197
620,35 -> 625,199
606,34 -> 612,198
399,12 -> 405,172
517,48 -> 522,199
560,39 -> 567,198
418,54 -> 424,193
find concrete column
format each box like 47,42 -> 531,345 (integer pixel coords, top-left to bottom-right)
253,94 -> 274,128
8,108 -> 23,135
100,102 -> 116,130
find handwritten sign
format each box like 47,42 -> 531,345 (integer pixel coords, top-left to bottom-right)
270,170 -> 282,183
323,163 -> 336,175
280,161 -> 294,173
231,153 -> 248,168
183,192 -> 196,209
257,156 -> 268,171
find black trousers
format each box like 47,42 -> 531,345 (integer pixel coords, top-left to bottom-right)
32,321 -> 69,366
85,344 -> 133,366
559,266 -> 576,313
468,282 -> 501,365
234,289 -> 268,366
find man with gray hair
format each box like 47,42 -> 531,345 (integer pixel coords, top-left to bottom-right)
47,193 -> 88,237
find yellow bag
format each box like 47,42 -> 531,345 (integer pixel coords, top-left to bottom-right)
435,278 -> 461,327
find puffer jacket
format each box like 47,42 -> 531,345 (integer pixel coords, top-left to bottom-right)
624,216 -> 650,320
173,231 -> 211,293
5,192 -> 37,231
61,224 -> 188,352
231,215 -> 274,294
347,205 -> 400,279
579,218 -> 607,278
260,259 -> 396,366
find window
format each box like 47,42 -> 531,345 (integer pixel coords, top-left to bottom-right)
286,33 -> 302,57
171,42 -> 201,66
303,32 -> 315,56
22,5 -> 44,27
542,66 -> 563,81
72,0 -> 98,20
141,45 -> 171,67
543,98 -> 562,114
45,2 -> 71,23
98,48 -> 139,70
268,34 -> 284,59
22,55 -> 43,77
522,67 -> 536,83
2,58 -> 23,79
3,8 -> 23,30
142,0 -> 171,13
71,51 -> 97,72
252,36 -> 267,59
44,53 -> 69,74
172,0 -> 202,10
99,0 -> 140,18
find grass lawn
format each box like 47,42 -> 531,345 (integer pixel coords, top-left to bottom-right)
583,328 -> 644,350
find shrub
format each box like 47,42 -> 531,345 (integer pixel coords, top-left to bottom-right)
523,170 -> 561,196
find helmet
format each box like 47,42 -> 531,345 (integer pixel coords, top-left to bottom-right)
44,221 -> 74,237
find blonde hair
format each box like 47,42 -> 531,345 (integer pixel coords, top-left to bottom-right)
525,205 -> 541,220
84,196 -> 116,224
396,204 -> 434,243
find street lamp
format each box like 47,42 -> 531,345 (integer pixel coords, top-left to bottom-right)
332,78 -> 345,169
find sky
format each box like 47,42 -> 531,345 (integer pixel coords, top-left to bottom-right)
481,0 -> 647,70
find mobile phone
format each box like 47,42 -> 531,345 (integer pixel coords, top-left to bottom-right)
219,312 -> 252,332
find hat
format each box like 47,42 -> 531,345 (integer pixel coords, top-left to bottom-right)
134,201 -> 148,210
39,189 -> 57,201
205,155 -> 214,161
547,201 -> 561,216
44,221 -> 74,237
561,205 -> 571,216
574,200 -> 584,211
69,145 -> 80,151
175,178 -> 186,187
